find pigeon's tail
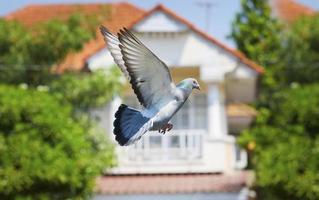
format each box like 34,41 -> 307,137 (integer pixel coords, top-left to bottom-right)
113,104 -> 152,146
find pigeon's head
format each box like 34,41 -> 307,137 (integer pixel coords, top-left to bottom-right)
191,78 -> 201,90
183,78 -> 200,90
178,78 -> 201,91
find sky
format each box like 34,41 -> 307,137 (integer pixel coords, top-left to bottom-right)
0,0 -> 318,47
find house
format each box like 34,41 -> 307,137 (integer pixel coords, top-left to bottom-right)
6,2 -> 264,199
89,3 -> 263,175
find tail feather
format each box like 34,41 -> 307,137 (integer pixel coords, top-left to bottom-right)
113,104 -> 151,146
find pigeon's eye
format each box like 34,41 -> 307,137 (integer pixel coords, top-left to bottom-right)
193,81 -> 196,84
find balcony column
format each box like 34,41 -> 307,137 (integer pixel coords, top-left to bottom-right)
207,83 -> 228,138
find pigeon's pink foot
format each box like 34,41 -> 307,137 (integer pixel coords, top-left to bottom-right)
166,123 -> 173,132
158,123 -> 173,134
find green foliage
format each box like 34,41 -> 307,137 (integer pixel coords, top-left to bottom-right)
0,15 -> 93,86
239,84 -> 319,200
282,14 -> 319,84
30,16 -> 92,65
232,8 -> 319,89
230,0 -> 283,90
0,20 -> 32,83
0,9 -> 120,199
0,85 -> 115,199
230,0 -> 282,67
50,67 -> 123,111
232,3 -> 319,199
0,13 -> 122,108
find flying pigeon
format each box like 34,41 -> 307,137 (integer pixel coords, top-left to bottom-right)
100,26 -> 200,146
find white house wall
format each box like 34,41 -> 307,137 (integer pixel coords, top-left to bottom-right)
134,32 -> 188,66
133,10 -> 188,32
180,32 -> 237,72
90,104 -> 112,134
88,30 -> 258,81
87,48 -> 115,70
135,31 -> 243,76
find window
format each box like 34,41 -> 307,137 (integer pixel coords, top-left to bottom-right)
149,136 -> 162,148
193,94 -> 207,129
171,99 -> 190,129
169,135 -> 180,148
235,144 -> 241,162
171,94 -> 207,130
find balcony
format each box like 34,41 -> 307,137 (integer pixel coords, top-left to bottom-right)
111,128 -> 248,174
124,129 -> 205,163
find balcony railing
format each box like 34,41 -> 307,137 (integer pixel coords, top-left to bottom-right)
125,129 -> 205,162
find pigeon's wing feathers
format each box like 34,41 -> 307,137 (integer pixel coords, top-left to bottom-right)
118,28 -> 175,109
100,26 -> 130,80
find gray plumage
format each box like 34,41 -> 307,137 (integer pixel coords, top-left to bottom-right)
100,26 -> 200,146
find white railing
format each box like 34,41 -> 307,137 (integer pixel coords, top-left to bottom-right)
234,144 -> 248,169
126,129 -> 205,162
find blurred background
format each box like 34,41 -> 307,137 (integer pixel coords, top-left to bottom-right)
0,0 -> 318,200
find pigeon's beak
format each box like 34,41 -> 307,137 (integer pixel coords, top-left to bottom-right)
194,85 -> 201,90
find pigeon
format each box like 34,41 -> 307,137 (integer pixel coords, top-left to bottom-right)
100,26 -> 200,146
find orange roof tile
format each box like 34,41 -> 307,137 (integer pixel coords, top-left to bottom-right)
272,0 -> 315,23
96,171 -> 251,194
6,3 -> 105,27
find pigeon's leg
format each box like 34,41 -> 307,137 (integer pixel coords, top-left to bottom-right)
158,123 -> 173,134
166,123 -> 173,132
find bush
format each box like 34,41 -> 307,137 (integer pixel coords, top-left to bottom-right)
0,85 -> 115,200
50,68 -> 122,111
283,14 -> 319,84
0,14 -> 93,86
239,84 -> 319,200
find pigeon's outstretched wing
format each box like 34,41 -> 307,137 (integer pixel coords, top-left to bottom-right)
100,26 -> 175,109
100,27 -> 130,80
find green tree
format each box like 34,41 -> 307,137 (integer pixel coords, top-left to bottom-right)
238,84 -> 319,200
0,85 -> 115,200
282,14 -> 319,84
0,14 -> 122,110
230,0 -> 283,89
50,67 -> 122,111
0,11 -> 121,200
0,15 -> 93,86
0,19 -> 31,83
231,2 -> 319,200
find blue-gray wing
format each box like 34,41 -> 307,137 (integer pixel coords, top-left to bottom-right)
100,26 -> 130,80
100,26 -> 175,109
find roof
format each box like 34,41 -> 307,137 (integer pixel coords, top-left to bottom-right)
271,0 -> 315,23
130,4 -> 264,74
6,3 -> 103,26
227,103 -> 257,118
6,3 -> 264,74
96,171 -> 251,194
